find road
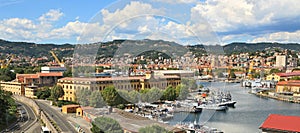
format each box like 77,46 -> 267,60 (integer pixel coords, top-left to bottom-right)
2,101 -> 40,133
35,100 -> 77,133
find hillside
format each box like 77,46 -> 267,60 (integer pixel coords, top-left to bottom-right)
0,39 -> 74,58
0,39 -> 300,59
223,42 -> 300,54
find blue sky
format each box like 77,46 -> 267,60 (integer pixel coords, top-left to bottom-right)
0,0 -> 300,45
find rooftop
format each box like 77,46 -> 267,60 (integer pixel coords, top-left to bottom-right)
37,72 -> 63,77
58,75 -> 180,82
277,80 -> 300,86
62,104 -> 80,108
260,114 -> 300,132
276,72 -> 300,77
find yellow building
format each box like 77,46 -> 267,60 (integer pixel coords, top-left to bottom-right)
61,104 -> 80,114
266,73 -> 281,81
57,72 -> 181,102
0,81 -> 26,95
276,80 -> 300,93
267,72 -> 300,82
25,85 -> 38,98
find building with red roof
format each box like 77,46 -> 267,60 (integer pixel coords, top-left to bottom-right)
267,72 -> 300,82
57,71 -> 181,101
16,72 -> 63,87
260,114 -> 300,132
276,80 -> 300,94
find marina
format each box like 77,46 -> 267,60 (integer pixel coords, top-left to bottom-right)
166,81 -> 300,133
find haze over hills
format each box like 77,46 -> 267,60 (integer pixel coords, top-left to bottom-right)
0,39 -> 300,59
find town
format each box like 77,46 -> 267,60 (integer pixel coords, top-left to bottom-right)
1,39 -> 300,133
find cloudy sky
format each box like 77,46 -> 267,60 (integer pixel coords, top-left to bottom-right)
0,0 -> 299,45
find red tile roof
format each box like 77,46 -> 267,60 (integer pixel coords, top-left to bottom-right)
260,114 -> 300,132
59,76 -> 144,82
62,104 -> 80,108
16,74 -> 39,82
276,72 -> 300,77
277,80 -> 300,87
37,72 -> 63,77
58,75 -> 180,82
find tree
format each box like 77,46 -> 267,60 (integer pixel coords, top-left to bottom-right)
176,84 -> 189,100
140,87 -> 163,103
0,68 -> 15,81
91,117 -> 122,133
217,71 -> 225,78
162,86 -> 177,101
63,65 -> 72,77
89,91 -> 106,108
36,87 -> 51,99
229,70 -> 236,79
117,90 -> 139,104
101,86 -> 121,107
50,85 -> 64,101
76,89 -> 92,106
181,78 -> 197,90
0,89 -> 17,128
269,68 -> 281,74
139,124 -> 169,133
290,76 -> 300,80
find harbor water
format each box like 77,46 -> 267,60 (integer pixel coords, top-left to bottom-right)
167,82 -> 300,133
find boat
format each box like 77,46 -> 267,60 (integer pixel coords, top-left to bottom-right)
175,121 -> 223,133
196,104 -> 227,111
217,100 -> 237,107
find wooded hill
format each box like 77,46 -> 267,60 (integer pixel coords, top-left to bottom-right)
0,39 -> 299,59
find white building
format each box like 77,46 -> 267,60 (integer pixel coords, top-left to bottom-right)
275,55 -> 287,68
41,66 -> 67,73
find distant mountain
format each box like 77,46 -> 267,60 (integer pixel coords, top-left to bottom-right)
0,39 -> 299,59
0,39 -> 74,58
223,42 -> 300,54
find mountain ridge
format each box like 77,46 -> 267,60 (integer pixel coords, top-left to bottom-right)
0,39 -> 299,58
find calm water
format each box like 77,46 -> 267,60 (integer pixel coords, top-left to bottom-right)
168,82 -> 300,133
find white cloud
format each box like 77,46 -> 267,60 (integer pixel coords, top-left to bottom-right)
251,30 -> 300,43
101,1 -> 161,27
152,0 -> 198,4
0,18 -> 36,41
38,9 -> 63,23
192,0 -> 300,32
2,18 -> 36,30
1,1 -> 300,44
0,9 -> 103,43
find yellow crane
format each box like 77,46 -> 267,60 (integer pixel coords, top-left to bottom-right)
50,51 -> 64,67
1,55 -> 14,69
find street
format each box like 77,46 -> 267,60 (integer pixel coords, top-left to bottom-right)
2,101 -> 40,133
35,100 -> 77,133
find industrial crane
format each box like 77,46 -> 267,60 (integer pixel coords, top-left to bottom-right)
1,54 -> 14,69
50,51 -> 64,67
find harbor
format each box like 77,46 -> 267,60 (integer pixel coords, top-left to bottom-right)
164,81 -> 300,133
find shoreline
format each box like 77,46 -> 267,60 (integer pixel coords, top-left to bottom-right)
253,92 -> 300,104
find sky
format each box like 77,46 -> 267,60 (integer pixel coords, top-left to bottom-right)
0,0 -> 300,45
